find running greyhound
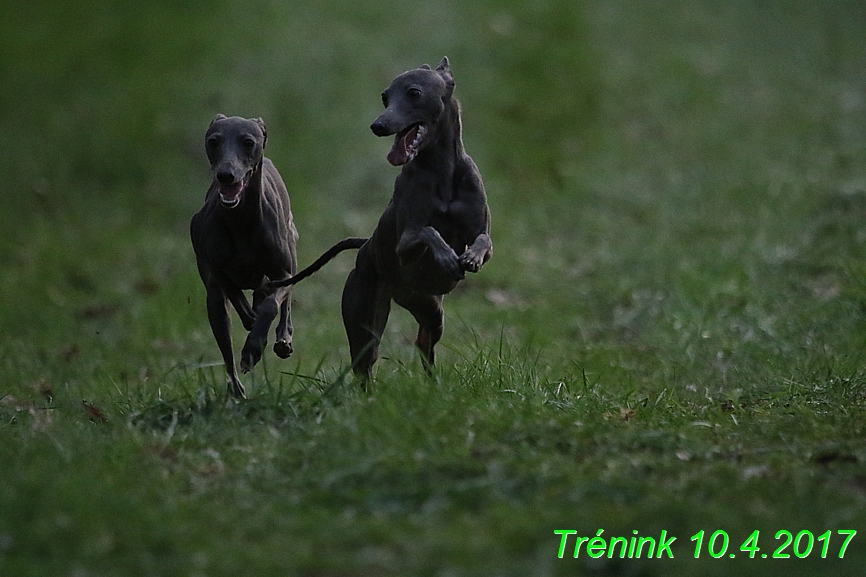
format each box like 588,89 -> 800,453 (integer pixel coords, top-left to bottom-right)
191,114 -> 298,399
271,57 -> 492,382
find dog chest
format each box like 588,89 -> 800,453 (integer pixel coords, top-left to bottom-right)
206,228 -> 290,287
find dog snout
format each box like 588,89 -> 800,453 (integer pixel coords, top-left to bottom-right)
370,117 -> 392,137
216,170 -> 236,185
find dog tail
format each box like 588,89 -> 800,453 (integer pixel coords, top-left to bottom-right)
268,237 -> 367,288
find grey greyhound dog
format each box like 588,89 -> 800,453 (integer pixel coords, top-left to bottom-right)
271,57 -> 491,381
191,114 -> 298,399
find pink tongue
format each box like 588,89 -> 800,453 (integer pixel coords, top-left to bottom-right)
387,125 -> 419,166
220,182 -> 243,200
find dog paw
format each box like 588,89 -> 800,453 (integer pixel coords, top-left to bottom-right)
459,251 -> 483,273
239,357 -> 251,373
240,340 -> 264,373
273,339 -> 293,359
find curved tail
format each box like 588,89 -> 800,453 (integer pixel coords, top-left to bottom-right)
269,237 -> 367,289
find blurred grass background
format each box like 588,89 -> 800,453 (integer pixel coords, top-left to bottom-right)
2,1 -> 866,575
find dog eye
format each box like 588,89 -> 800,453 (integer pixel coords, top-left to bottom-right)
407,88 -> 421,100
381,92 -> 389,107
206,136 -> 220,150
242,138 -> 255,150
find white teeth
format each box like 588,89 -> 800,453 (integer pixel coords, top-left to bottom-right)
220,195 -> 241,208
414,125 -> 428,146
408,124 -> 427,155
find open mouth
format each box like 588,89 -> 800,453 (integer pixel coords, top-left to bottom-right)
217,172 -> 251,208
387,123 -> 428,166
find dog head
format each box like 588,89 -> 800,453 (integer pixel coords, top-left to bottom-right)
205,114 -> 267,208
371,57 -> 455,166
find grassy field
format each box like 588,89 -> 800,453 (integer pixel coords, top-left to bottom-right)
2,1 -> 866,575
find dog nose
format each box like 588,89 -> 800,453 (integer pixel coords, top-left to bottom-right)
370,118 -> 391,137
216,171 -> 235,185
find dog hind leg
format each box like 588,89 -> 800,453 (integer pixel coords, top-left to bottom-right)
228,289 -> 256,331
394,292 -> 444,376
342,263 -> 392,382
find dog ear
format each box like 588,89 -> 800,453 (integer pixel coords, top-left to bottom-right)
419,64 -> 431,70
435,57 -> 451,75
210,113 -> 227,126
435,57 -> 455,99
253,117 -> 268,149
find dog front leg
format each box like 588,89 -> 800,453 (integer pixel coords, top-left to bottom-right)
240,289 -> 284,373
459,233 -> 492,273
205,286 -> 246,399
273,286 -> 293,359
396,226 -> 464,280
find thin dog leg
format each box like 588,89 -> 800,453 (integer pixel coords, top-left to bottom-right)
206,287 -> 246,398
241,291 -> 282,373
342,264 -> 392,382
273,287 -> 293,358
395,292 -> 444,375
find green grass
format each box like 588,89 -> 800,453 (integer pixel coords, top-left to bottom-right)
3,0 -> 866,575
